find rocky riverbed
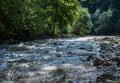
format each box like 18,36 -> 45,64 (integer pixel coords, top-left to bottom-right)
0,36 -> 120,83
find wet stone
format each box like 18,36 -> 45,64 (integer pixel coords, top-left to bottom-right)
102,62 -> 113,66
97,73 -> 116,80
93,58 -> 104,66
54,52 -> 63,57
68,80 -> 79,83
111,57 -> 120,62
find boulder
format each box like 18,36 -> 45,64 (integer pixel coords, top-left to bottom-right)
93,58 -> 104,66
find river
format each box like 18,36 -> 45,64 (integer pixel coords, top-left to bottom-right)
0,36 -> 120,83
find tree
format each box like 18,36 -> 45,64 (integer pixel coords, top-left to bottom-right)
72,8 -> 92,35
80,0 -> 120,35
0,0 -> 47,39
46,0 -> 81,35
0,0 -> 93,43
94,8 -> 113,34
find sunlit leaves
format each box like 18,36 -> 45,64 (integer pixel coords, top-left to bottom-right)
73,8 -> 93,35
46,0 -> 81,35
0,0 -> 93,42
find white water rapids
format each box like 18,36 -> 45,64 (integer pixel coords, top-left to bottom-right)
0,36 -> 119,83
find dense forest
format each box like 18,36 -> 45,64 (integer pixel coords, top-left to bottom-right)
80,0 -> 120,35
0,0 -> 120,43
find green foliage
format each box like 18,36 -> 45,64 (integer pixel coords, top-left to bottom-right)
72,8 -> 92,35
80,0 -> 120,35
0,0 -> 93,43
1,0 -> 27,40
0,21 -> 6,40
46,0 -> 81,36
94,8 -> 113,34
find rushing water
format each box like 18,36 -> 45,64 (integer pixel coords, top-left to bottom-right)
0,36 -> 119,83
